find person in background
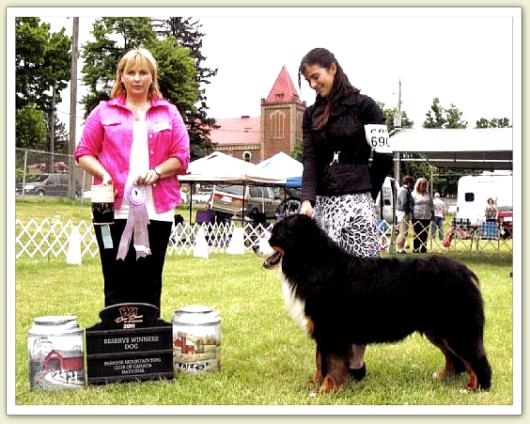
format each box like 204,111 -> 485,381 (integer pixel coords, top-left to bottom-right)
484,197 -> 498,222
75,47 -> 190,313
411,177 -> 434,253
297,47 -> 394,383
395,175 -> 415,254
431,192 -> 446,241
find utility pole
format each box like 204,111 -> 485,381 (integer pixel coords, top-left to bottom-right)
393,78 -> 402,185
390,78 -> 403,254
48,83 -> 56,174
397,78 -> 402,115
68,17 -> 79,199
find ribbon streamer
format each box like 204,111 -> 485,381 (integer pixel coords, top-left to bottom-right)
116,183 -> 151,260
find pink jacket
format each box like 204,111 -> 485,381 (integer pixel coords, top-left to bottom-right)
75,95 -> 190,213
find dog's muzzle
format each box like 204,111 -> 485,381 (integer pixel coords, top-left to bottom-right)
263,250 -> 282,269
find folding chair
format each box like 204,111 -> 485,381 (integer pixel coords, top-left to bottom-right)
475,221 -> 500,252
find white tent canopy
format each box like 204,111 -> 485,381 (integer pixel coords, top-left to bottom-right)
257,151 -> 303,179
179,151 -> 286,185
391,128 -> 513,170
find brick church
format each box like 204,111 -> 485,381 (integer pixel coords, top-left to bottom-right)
209,66 -> 306,164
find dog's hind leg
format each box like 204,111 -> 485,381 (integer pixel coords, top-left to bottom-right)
469,354 -> 492,391
443,336 -> 492,391
425,333 -> 467,379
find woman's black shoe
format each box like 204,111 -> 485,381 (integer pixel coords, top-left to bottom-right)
349,363 -> 367,381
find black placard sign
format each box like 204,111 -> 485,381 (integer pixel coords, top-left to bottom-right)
86,303 -> 174,385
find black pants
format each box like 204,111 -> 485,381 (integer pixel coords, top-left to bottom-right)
94,219 -> 172,311
413,219 -> 431,253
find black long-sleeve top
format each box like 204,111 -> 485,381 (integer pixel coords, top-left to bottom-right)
301,92 -> 393,203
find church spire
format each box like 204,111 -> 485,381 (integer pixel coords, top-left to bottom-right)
263,65 -> 301,104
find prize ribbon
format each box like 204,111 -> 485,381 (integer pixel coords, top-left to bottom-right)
116,183 -> 151,260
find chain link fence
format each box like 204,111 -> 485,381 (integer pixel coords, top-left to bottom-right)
15,148 -> 91,198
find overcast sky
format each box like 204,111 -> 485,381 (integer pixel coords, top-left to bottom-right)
23,7 -> 518,139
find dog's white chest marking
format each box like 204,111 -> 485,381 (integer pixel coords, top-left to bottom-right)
281,278 -> 310,335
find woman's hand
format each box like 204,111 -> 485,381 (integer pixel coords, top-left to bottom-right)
135,169 -> 160,186
299,200 -> 314,217
101,172 -> 113,186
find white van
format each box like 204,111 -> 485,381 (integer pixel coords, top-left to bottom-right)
456,172 -> 512,224
375,176 -> 398,223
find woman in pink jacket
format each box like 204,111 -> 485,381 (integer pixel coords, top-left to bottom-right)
75,47 -> 190,313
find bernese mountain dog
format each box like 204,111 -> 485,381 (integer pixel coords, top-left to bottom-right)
257,214 -> 491,394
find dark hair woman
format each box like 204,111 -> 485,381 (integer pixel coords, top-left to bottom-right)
298,47 -> 394,386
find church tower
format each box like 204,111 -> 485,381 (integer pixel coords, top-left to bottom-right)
260,66 -> 306,161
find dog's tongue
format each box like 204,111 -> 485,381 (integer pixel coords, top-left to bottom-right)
263,251 -> 282,269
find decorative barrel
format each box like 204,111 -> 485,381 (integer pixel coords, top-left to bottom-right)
28,316 -> 86,390
172,305 -> 221,373
91,184 -> 114,225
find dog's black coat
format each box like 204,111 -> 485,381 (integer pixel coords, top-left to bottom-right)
266,214 -> 492,391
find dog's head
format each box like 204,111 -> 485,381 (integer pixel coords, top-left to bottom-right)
255,214 -> 321,269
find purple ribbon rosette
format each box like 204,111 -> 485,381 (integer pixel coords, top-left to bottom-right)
116,183 -> 151,260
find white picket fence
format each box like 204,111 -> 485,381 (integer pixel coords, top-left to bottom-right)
16,218 -> 99,259
15,219 -> 274,260
14,218 -> 511,260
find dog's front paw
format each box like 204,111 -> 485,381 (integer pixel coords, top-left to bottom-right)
318,375 -> 345,393
308,370 -> 323,387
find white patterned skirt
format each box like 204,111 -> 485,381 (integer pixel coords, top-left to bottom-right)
314,192 -> 380,258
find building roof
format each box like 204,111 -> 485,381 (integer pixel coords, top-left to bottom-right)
263,65 -> 301,104
210,116 -> 261,146
210,66 -> 302,147
391,128 -> 513,170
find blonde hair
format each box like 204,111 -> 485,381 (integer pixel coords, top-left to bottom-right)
414,177 -> 429,194
110,47 -> 162,99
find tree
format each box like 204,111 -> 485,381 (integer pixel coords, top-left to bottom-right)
377,102 -> 414,131
81,17 -> 158,115
15,17 -> 71,149
475,117 -> 489,128
155,17 -> 219,159
49,114 -> 69,154
16,106 -> 47,150
16,18 -> 70,110
422,97 -> 446,128
291,142 -> 303,162
150,37 -> 198,114
491,117 -> 511,128
422,98 -> 467,129
475,117 -> 511,128
80,18 -> 200,160
444,103 -> 467,128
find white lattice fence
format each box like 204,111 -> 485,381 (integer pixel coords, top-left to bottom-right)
15,218 -> 511,260
16,219 -> 99,259
15,219 -> 272,260
167,222 -> 270,255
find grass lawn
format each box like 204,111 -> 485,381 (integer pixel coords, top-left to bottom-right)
14,253 -> 513,409
14,196 -> 199,222
12,199 -> 515,411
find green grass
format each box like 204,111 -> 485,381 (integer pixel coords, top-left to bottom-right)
14,253 -> 513,407
13,199 -> 514,409
15,196 -> 200,222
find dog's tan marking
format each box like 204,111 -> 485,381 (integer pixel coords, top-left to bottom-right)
467,370 -> 479,391
318,353 -> 349,393
308,350 -> 323,387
